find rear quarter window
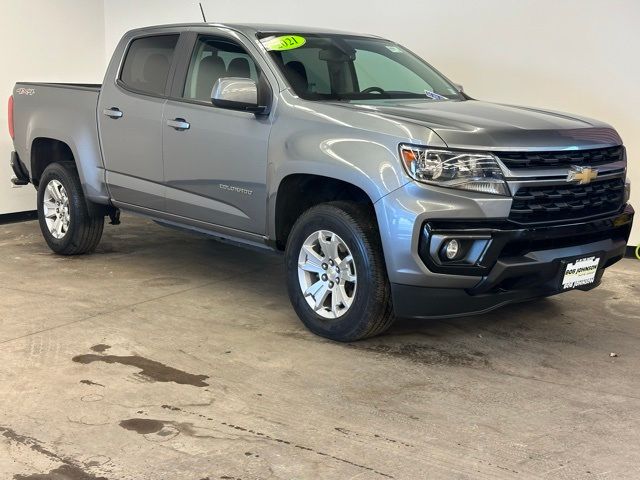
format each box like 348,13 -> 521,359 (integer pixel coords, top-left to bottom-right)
120,35 -> 179,96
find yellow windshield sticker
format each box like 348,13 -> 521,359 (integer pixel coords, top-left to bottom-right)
262,35 -> 306,51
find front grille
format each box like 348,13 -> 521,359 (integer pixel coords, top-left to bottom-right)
497,146 -> 624,169
509,178 -> 625,224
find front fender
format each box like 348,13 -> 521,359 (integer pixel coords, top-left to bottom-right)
266,93 -> 446,238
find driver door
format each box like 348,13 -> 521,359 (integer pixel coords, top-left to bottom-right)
162,33 -> 272,234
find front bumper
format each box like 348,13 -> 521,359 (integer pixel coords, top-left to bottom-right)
391,204 -> 634,319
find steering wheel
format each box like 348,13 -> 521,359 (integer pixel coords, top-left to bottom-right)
361,86 -> 386,94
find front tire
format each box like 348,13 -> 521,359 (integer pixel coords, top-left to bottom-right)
37,162 -> 104,255
285,201 -> 394,341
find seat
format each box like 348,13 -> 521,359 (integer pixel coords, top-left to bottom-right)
284,61 -> 309,94
227,57 -> 251,78
195,55 -> 226,101
142,54 -> 169,94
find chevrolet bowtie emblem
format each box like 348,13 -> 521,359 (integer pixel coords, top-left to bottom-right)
567,165 -> 598,185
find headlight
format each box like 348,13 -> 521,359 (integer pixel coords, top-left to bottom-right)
399,144 -> 510,196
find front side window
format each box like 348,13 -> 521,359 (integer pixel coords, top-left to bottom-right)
183,36 -> 260,103
120,35 -> 179,96
259,33 -> 462,102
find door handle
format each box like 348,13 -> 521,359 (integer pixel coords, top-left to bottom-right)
167,118 -> 190,131
103,107 -> 123,119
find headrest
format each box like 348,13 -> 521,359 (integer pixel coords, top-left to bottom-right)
227,57 -> 251,78
285,60 -> 308,93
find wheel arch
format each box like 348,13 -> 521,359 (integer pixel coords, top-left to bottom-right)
271,173 -> 379,251
30,137 -> 75,187
26,127 -> 109,205
31,136 -> 112,218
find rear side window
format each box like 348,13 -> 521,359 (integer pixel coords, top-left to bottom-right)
120,35 -> 179,96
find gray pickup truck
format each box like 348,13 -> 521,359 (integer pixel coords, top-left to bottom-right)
9,23 -> 634,341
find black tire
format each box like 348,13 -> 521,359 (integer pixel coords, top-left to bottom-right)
285,201 -> 394,341
37,162 -> 104,255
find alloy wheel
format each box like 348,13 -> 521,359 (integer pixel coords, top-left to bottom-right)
42,179 -> 70,239
297,230 -> 357,319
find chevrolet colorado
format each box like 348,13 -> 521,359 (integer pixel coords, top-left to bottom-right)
8,23 -> 634,341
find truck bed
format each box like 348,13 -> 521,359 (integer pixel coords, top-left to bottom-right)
12,81 -> 107,203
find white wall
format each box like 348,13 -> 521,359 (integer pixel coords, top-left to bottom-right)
0,0 -> 105,214
5,0 -> 639,243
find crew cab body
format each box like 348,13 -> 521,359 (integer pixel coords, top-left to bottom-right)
9,23 -> 634,340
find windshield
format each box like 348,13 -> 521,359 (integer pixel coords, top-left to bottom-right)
258,33 -> 463,102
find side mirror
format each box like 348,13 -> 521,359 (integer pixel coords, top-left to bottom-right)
453,83 -> 464,93
211,77 -> 265,113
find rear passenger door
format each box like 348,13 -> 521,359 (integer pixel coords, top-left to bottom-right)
98,33 -> 180,211
162,32 -> 273,234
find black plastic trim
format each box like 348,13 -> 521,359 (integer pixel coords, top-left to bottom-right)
394,231 -> 630,320
10,151 -> 30,185
419,205 -> 634,277
15,82 -> 101,93
496,145 -> 625,169
391,282 -> 553,320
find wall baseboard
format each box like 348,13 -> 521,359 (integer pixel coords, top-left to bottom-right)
0,210 -> 37,225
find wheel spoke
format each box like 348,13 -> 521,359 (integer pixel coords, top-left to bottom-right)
47,182 -> 61,202
299,245 -> 325,274
304,279 -> 324,297
331,284 -> 345,314
313,284 -> 330,311
43,201 -> 57,217
318,231 -> 339,260
338,255 -> 352,269
317,232 -> 330,257
299,262 -> 325,275
52,217 -> 61,235
338,255 -> 356,283
340,268 -> 356,283
340,285 -> 353,309
327,234 -> 340,259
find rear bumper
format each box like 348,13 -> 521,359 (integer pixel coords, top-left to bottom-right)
10,151 -> 30,185
391,204 -> 634,319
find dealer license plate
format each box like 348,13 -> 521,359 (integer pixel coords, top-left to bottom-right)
561,256 -> 600,290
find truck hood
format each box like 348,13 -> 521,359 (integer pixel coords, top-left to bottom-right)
335,99 -> 622,151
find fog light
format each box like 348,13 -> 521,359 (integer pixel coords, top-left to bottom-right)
445,239 -> 459,260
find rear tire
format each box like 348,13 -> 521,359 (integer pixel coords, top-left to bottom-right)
285,201 -> 394,341
37,162 -> 104,255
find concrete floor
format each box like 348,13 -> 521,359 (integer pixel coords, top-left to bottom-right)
0,214 -> 639,480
